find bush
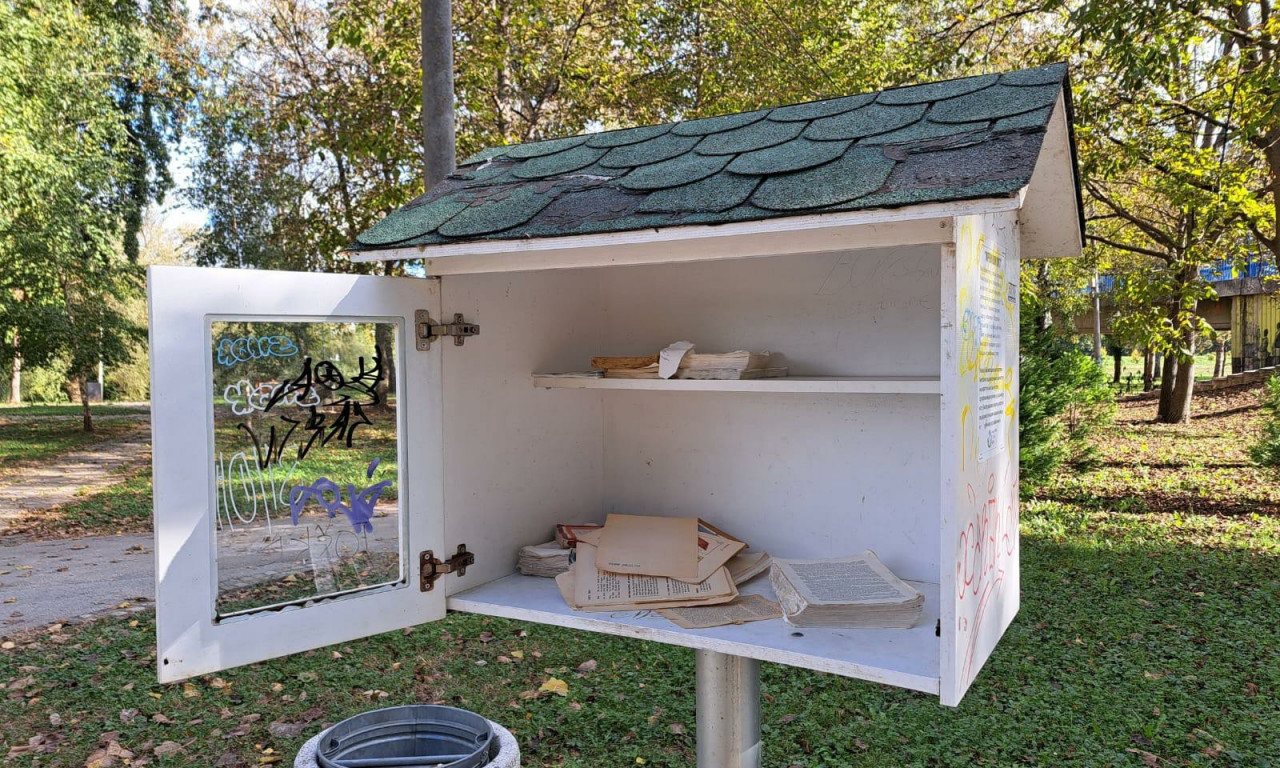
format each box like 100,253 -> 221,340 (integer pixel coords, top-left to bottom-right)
1248,376 -> 1280,470
1020,314 -> 1115,490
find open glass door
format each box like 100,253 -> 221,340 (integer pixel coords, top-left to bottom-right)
148,266 -> 443,683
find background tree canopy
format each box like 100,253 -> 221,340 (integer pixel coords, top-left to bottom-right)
1,0 -> 1276,433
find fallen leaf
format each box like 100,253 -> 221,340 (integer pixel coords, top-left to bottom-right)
497,656 -> 512,664
214,753 -> 244,767
538,677 -> 569,697
1245,681 -> 1259,696
120,709 -> 139,723
181,682 -> 200,698
478,631 -> 495,643
854,738 -> 868,750
258,757 -> 282,765
296,672 -> 317,683
510,650 -> 524,660
209,677 -> 228,689
1,641 -> 14,650
50,713 -> 62,726
153,741 -> 182,757
1126,748 -> 1160,767
669,723 -> 685,735
576,659 -> 597,673
84,747 -> 116,768
268,721 -> 307,739
151,714 -> 173,724
777,714 -> 796,724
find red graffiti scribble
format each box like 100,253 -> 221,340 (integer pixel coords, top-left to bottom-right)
956,469 -> 1018,682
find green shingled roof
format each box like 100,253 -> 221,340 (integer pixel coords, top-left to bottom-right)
352,63 -> 1074,251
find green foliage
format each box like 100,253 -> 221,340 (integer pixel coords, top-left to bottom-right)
187,0 -> 1019,273
0,0 -> 189,421
1020,298 -> 1114,489
1248,376 -> 1280,471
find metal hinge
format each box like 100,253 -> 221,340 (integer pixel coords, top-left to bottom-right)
419,544 -> 475,592
415,310 -> 479,351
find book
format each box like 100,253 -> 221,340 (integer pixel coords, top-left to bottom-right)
517,541 -> 572,577
554,523 -> 603,549
599,349 -> 785,380
769,551 -> 924,629
726,551 -> 772,585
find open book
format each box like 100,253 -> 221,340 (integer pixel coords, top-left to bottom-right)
769,551 -> 923,628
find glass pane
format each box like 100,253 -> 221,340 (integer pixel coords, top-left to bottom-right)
210,320 -> 401,617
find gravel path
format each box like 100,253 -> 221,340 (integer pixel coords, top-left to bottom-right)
0,427 -> 152,530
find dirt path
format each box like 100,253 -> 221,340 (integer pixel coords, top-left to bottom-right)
0,427 -> 151,530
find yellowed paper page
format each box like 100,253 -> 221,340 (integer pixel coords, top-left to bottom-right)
596,514 -> 699,580
573,542 -> 735,607
658,594 -> 783,629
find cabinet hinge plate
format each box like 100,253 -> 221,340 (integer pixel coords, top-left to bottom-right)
419,544 -> 475,592
416,310 -> 479,350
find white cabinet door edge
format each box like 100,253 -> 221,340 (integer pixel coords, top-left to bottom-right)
148,266 -> 444,683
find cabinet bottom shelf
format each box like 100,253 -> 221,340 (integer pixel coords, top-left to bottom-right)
447,573 -> 940,695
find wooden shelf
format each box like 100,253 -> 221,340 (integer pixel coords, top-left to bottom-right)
531,375 -> 941,394
448,573 -> 940,694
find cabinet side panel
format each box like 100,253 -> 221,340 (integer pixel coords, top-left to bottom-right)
940,211 -> 1021,706
441,270 -> 606,593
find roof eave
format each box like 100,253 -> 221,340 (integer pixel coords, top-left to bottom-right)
348,193 -> 1027,276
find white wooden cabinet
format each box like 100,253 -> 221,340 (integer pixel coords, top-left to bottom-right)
151,206 -> 1021,708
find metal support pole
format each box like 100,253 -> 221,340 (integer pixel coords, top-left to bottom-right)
695,650 -> 761,768
421,0 -> 456,190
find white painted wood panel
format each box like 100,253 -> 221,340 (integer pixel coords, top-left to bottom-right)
601,392 -> 940,583
939,211 -> 1021,706
439,270 -> 607,594
596,247 -> 943,378
149,266 -> 445,683
449,573 -> 940,695
532,376 -> 941,394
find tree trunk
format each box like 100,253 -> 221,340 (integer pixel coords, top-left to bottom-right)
374,322 -> 396,403
1112,347 -> 1122,383
8,336 -> 19,404
1157,354 -> 1177,421
1036,261 -> 1052,332
1142,349 -> 1154,391
1213,337 -> 1225,379
77,375 -> 94,433
1165,352 -> 1195,423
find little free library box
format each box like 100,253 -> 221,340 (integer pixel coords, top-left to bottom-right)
149,62 -> 1084,756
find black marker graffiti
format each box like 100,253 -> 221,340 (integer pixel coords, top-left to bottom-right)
239,347 -> 384,468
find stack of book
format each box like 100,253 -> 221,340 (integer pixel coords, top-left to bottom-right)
592,351 -> 786,380
555,515 -> 753,613
516,541 -> 572,577
769,551 -> 924,628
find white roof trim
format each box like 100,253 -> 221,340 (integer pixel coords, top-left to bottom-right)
349,194 -> 1025,276
1018,93 -> 1083,260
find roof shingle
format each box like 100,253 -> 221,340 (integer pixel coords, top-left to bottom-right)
352,63 -> 1072,249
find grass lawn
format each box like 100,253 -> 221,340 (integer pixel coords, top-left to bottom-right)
0,404 -> 149,419
2,389 -> 1278,766
0,418 -> 143,474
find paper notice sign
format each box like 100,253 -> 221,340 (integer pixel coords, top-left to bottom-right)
658,341 -> 695,379
596,514 -> 699,581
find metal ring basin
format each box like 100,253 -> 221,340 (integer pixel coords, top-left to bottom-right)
316,705 -> 497,768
